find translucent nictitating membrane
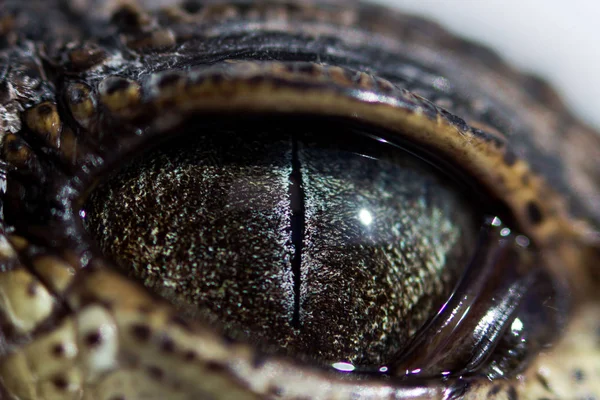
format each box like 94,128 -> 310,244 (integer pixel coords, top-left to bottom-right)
344,216 -> 569,380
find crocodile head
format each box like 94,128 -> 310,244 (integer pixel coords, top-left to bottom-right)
0,1 -> 598,399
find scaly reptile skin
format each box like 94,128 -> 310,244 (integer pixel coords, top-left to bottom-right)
0,1 -> 599,399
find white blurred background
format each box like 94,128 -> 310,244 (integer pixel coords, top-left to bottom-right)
375,0 -> 600,130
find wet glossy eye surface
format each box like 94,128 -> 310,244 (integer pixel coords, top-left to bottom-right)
83,117 -> 478,367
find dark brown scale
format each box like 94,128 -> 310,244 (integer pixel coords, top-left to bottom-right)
51,377 -> 68,390
157,72 -> 184,88
51,343 -> 65,357
84,330 -> 103,347
67,44 -> 108,71
526,201 -> 544,225
111,4 -> 152,33
147,365 -> 165,380
160,336 -> 176,353
131,323 -> 152,342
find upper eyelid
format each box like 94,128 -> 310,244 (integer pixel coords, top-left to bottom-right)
76,62 -> 586,244
6,55 -> 589,290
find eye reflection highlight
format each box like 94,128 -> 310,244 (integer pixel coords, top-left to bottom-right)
359,208 -> 374,226
332,362 -> 356,372
510,317 -> 524,333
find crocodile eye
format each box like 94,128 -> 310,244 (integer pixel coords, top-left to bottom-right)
2,2 -> 595,398
82,116 -> 479,368
0,68 -> 572,390
71,112 -> 565,379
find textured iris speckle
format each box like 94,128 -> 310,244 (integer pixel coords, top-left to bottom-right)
85,118 -> 476,366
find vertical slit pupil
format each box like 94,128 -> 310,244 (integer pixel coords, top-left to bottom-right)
289,135 -> 305,328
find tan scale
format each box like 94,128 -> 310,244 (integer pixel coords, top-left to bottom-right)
114,3 -> 154,29
83,368 -> 190,400
2,133 -> 35,170
150,72 -> 187,109
66,270 -> 274,398
520,303 -> 600,399
38,367 -> 83,400
58,126 -> 81,165
0,234 -> 16,259
66,82 -> 98,130
0,318 -> 79,399
67,44 -> 108,72
75,305 -> 120,382
7,234 -> 29,253
24,102 -> 62,149
98,77 -> 143,116
32,256 -> 77,296
197,4 -> 241,22
0,267 -> 55,335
